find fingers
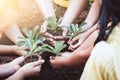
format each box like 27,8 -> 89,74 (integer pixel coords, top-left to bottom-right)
70,36 -> 79,44
50,56 -> 65,69
40,21 -> 48,33
11,56 -> 25,64
46,37 -> 56,44
34,65 -> 42,72
53,36 -> 64,40
70,40 -> 82,49
32,59 -> 45,67
62,28 -> 68,37
42,32 -> 53,38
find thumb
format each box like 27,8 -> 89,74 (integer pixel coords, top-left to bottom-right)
32,60 -> 45,67
11,56 -> 25,65
62,29 -> 68,37
70,40 -> 82,49
71,36 -> 79,44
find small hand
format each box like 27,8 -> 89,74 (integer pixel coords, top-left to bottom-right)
50,52 -> 72,68
40,21 -> 54,38
68,32 -> 89,50
58,24 -> 69,37
17,56 -> 44,78
40,21 -> 48,34
62,28 -> 68,37
0,56 -> 25,78
13,45 -> 27,56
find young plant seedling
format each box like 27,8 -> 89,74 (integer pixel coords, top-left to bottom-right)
16,26 -> 46,57
42,41 -> 67,55
66,22 -> 87,38
46,16 -> 62,33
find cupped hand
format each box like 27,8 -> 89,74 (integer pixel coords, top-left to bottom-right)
17,56 -> 44,78
68,31 -> 89,50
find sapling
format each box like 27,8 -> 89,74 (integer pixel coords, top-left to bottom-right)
42,41 -> 67,55
66,22 -> 87,38
46,16 -> 62,33
16,26 -> 46,57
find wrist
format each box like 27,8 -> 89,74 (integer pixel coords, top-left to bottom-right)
12,45 -> 17,53
82,22 -> 92,31
15,69 -> 25,79
7,70 -> 24,80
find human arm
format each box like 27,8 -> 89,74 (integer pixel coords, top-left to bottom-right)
0,45 -> 24,56
60,0 -> 89,37
35,0 -> 56,35
84,0 -> 102,29
6,57 -> 44,80
50,30 -> 98,68
0,57 -> 25,78
3,24 -> 24,44
69,0 -> 102,49
69,23 -> 99,50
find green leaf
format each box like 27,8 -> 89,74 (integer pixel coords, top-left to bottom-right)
16,41 -> 25,46
42,41 -> 66,55
25,39 -> 32,49
33,46 -> 42,53
33,26 -> 41,40
54,41 -> 66,54
46,17 -> 57,32
22,28 -> 29,37
79,22 -> 87,29
57,17 -> 63,24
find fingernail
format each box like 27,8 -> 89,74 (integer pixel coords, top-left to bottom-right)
50,56 -> 55,59
41,60 -> 45,63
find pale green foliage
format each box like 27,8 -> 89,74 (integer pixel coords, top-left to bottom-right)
16,26 -> 45,56
46,16 -> 62,33
66,22 -> 87,38
42,41 -> 67,55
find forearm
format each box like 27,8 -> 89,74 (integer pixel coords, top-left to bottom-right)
3,24 -> 24,44
6,71 -> 24,80
63,47 -> 92,67
64,31 -> 98,67
75,30 -> 98,52
0,45 -> 16,55
61,0 -> 89,25
85,0 -> 102,27
35,0 -> 56,18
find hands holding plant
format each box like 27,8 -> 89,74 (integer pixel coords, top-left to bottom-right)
7,56 -> 44,80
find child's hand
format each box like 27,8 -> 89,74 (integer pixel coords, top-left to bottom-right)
62,27 -> 68,37
41,21 -> 48,34
17,56 -> 44,78
68,31 -> 89,50
13,45 -> 26,56
0,56 -> 25,78
50,52 -> 71,68
7,56 -> 44,80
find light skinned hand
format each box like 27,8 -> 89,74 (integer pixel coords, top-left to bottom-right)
40,21 -> 48,34
58,24 -> 69,37
40,21 -> 54,38
0,56 -> 25,78
62,27 -> 68,37
50,52 -> 72,68
68,23 -> 92,50
17,56 -> 44,78
68,31 -> 89,50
